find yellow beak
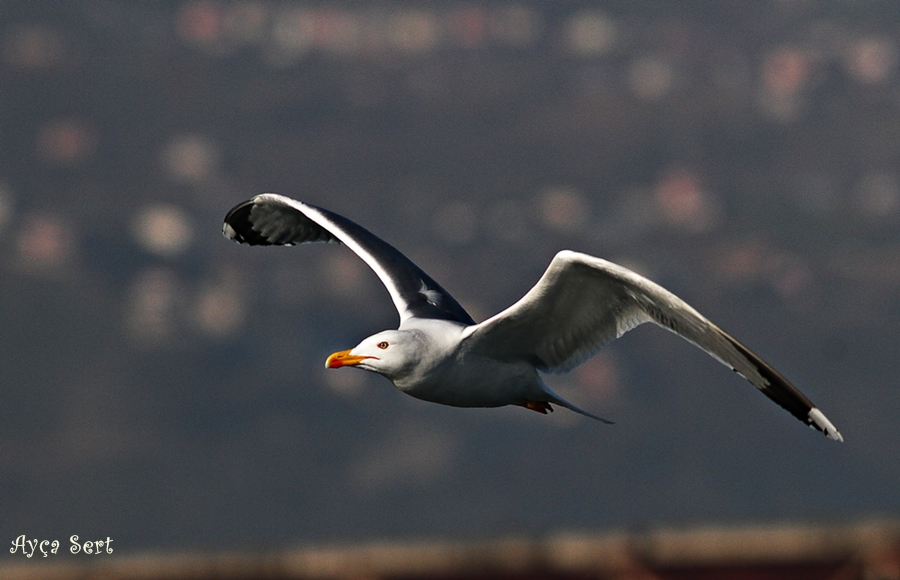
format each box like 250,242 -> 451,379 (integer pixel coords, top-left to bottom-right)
325,349 -> 376,368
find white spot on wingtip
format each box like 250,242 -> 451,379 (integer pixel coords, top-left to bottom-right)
808,407 -> 843,442
419,279 -> 443,307
222,223 -> 237,240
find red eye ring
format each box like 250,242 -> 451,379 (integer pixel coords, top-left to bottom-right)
377,341 -> 389,349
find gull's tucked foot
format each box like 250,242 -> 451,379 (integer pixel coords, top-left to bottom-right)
520,400 -> 554,414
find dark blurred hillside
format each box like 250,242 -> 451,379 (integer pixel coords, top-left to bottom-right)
4,521 -> 900,580
0,1 -> 898,553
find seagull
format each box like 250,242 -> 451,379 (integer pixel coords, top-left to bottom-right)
223,193 -> 842,441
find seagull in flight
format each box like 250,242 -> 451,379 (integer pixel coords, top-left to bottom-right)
223,193 -> 842,441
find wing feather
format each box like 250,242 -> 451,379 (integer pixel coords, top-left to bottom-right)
465,250 -> 842,440
223,194 -> 475,325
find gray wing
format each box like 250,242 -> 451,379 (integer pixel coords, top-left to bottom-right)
223,193 -> 475,326
464,250 -> 842,441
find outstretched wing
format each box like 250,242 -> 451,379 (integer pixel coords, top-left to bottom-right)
464,250 -> 842,440
223,193 -> 475,325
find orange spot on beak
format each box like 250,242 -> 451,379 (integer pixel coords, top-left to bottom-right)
325,349 -> 377,369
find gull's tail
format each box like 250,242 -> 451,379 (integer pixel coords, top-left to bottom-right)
541,382 -> 615,424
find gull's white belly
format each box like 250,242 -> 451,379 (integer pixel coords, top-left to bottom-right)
394,353 -> 544,408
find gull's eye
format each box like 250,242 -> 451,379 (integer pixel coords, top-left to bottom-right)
377,341 -> 389,349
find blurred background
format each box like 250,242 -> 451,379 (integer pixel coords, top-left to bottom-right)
1,0 -> 898,558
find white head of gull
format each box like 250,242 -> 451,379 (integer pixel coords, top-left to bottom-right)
223,193 -> 842,441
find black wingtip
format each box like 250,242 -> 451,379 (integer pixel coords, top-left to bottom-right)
222,198 -> 272,245
723,334 -> 842,440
